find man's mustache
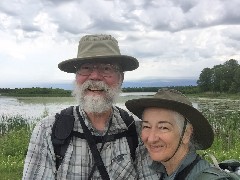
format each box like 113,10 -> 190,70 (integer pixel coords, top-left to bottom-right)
82,80 -> 110,92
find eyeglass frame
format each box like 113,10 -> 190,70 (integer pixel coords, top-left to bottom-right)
76,62 -> 123,77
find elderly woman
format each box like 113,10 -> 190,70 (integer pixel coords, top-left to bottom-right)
126,89 -> 232,180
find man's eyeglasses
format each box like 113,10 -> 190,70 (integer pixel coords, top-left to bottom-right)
77,63 -> 121,76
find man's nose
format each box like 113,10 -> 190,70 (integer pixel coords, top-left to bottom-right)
88,68 -> 103,80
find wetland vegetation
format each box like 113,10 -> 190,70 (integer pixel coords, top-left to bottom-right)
0,95 -> 240,179
0,59 -> 239,179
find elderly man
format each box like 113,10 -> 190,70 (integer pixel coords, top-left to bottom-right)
22,34 -> 152,180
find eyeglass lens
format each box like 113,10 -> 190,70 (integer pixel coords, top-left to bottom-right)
77,63 -> 120,76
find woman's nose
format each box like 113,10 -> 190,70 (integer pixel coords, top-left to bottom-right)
147,129 -> 159,143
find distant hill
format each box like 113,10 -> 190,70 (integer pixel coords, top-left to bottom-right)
122,78 -> 197,88
39,78 -> 197,90
0,78 -> 197,90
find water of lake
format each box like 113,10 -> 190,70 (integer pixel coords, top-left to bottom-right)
0,92 -> 157,119
4,92 -> 239,122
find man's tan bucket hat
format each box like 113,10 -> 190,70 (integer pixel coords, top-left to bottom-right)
58,34 -> 139,73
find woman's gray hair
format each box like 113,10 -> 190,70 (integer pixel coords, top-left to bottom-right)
172,111 -> 202,150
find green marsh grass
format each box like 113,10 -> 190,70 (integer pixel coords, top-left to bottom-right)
0,115 -> 34,180
199,111 -> 240,161
0,97 -> 240,179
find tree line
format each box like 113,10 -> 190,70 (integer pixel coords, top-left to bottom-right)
122,86 -> 199,94
197,59 -> 240,93
1,59 -> 239,97
0,86 -> 199,97
0,87 -> 72,97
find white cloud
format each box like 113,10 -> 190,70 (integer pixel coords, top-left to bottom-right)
0,0 -> 240,88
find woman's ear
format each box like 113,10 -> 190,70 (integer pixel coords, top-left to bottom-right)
183,124 -> 193,144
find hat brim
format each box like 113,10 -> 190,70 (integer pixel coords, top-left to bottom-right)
58,55 -> 139,73
125,98 -> 214,150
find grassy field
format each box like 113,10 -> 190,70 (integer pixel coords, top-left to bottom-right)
0,97 -> 240,179
0,115 -> 33,180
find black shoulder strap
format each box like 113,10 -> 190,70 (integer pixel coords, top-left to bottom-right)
76,106 -> 110,180
175,155 -> 201,180
116,106 -> 138,161
51,106 -> 74,170
52,106 -> 139,171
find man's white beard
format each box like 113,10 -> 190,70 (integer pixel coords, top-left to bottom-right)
72,80 -> 121,113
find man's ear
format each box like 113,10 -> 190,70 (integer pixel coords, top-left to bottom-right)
121,72 -> 124,81
119,72 -> 124,85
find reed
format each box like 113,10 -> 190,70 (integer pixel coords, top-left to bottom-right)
0,115 -> 32,136
199,110 -> 240,161
0,115 -> 34,179
0,109 -> 239,179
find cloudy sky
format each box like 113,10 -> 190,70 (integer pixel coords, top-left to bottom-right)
0,0 -> 240,88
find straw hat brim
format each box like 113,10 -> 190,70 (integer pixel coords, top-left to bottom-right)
125,98 -> 214,150
58,55 -> 139,73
